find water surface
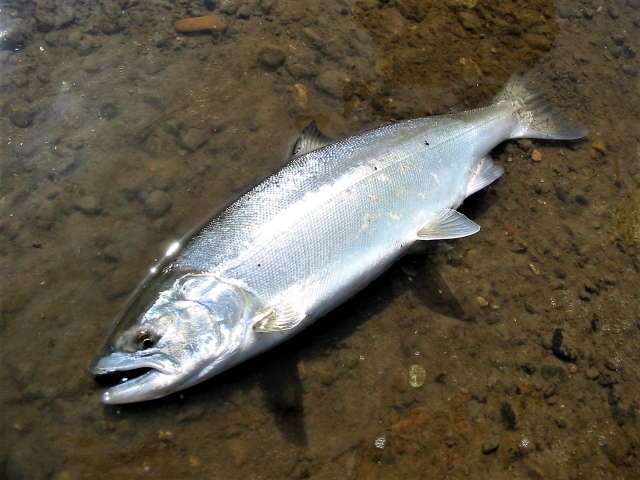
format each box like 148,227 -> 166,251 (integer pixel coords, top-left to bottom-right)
1,0 -> 639,478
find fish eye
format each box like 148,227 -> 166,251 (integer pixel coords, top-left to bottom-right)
135,328 -> 156,350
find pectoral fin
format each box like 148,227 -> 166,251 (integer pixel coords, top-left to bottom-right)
417,209 -> 480,240
252,304 -> 306,333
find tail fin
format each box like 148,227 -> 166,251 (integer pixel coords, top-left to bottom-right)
495,73 -> 588,140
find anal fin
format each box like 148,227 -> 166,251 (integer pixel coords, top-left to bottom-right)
466,155 -> 504,197
292,121 -> 335,158
417,209 -> 480,240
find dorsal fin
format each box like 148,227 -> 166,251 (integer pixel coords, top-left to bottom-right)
292,121 -> 335,158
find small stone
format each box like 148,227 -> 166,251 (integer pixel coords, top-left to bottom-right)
144,190 -> 172,218
220,0 -> 240,15
481,436 -> 500,455
604,359 -> 619,371
554,267 -> 567,279
173,15 -> 227,33
500,401 -> 517,430
597,372 -> 617,387
522,33 -> 552,51
408,365 -> 426,388
551,328 -> 578,361
567,363 -> 578,374
555,418 -> 567,428
575,194 -> 589,206
543,384 -> 556,398
82,58 -> 101,73
176,405 -> 205,422
9,104 -> 37,128
585,367 -> 600,380
292,83 -> 308,108
236,5 -> 251,18
545,395 -> 560,405
578,291 -> 591,302
475,296 -> 488,307
178,127 -> 208,152
457,11 -> 481,32
158,429 -> 173,441
258,47 -> 286,69
531,149 -> 542,162
36,9 -> 55,32
315,70 -> 348,99
557,6 -> 574,18
99,101 -> 118,119
74,195 -> 102,215
522,362 -> 537,375
55,5 -> 76,29
393,367 -> 408,393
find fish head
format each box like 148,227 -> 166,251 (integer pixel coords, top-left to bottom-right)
89,270 -> 250,404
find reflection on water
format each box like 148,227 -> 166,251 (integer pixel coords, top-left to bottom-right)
1,0 -> 639,478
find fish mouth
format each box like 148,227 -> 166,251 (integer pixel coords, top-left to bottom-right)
90,351 -> 183,404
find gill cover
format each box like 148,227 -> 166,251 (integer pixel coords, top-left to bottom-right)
89,269 -> 251,404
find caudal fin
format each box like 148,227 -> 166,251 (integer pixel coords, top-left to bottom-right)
495,73 -> 588,140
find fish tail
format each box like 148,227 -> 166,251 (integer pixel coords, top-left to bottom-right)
496,73 -> 588,140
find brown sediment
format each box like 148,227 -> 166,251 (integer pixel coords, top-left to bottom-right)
173,16 -> 227,34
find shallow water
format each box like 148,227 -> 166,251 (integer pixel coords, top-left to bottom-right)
1,0 -> 639,478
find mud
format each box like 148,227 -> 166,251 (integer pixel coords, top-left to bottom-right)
1,0 -> 639,479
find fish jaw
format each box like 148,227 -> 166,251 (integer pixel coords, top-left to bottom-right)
90,350 -> 189,404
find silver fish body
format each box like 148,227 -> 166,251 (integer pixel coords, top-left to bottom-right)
90,75 -> 587,403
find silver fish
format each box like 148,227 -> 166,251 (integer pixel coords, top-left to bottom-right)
89,74 -> 587,403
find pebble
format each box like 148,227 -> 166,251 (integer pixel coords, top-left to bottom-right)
176,405 -> 205,422
551,328 -> 578,361
292,83 -> 308,108
543,384 -> 556,398
604,359 -> 619,371
557,6 -> 574,18
531,149 -> 542,162
173,16 -> 227,33
236,5 -> 251,19
158,429 -> 173,441
55,5 -> 76,29
258,47 -> 286,69
315,70 -> 348,99
9,104 -> 37,128
144,190 -> 172,218
74,195 -> 102,215
220,0 -> 240,15
178,127 -> 208,152
545,395 -> 559,405
393,367 -> 408,393
408,365 -> 426,388
585,367 -> 600,380
500,401 -> 517,430
457,11 -> 481,32
481,435 -> 500,454
591,141 -> 607,155
99,101 -> 118,119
